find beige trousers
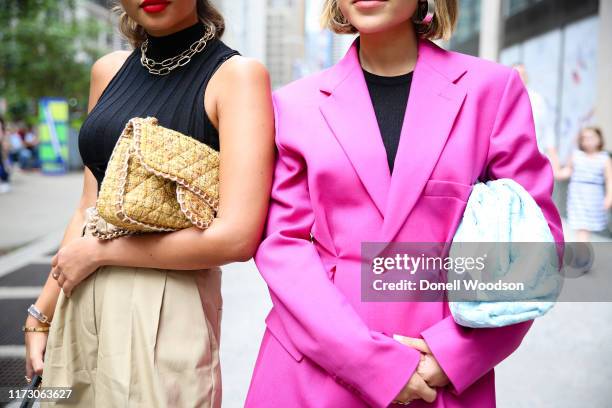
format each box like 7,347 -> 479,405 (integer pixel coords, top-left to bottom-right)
41,208 -> 222,407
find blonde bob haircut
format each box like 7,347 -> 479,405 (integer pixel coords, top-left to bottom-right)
321,0 -> 458,41
112,0 -> 225,48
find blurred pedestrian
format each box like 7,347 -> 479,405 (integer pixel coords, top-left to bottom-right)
22,124 -> 40,170
513,63 -> 561,170
556,126 -> 612,241
6,125 -> 25,168
0,116 -> 10,193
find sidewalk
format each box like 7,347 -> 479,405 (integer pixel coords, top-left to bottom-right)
0,169 -> 83,253
0,170 -> 610,407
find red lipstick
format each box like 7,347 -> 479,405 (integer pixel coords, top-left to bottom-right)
140,0 -> 170,14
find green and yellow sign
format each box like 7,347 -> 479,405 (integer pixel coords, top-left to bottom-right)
38,98 -> 69,174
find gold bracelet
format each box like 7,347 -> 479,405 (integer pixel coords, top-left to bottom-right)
22,326 -> 50,333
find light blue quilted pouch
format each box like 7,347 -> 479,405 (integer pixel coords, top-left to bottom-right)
448,178 -> 561,328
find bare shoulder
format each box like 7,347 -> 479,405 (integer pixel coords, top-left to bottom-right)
91,50 -> 131,78
213,55 -> 270,85
88,50 -> 132,108
91,50 -> 132,84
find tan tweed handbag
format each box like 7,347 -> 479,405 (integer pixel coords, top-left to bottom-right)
88,116 -> 219,240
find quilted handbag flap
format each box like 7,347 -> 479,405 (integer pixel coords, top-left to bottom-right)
97,117 -> 192,232
132,117 -> 220,210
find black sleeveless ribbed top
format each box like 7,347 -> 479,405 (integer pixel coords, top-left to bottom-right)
78,22 -> 239,191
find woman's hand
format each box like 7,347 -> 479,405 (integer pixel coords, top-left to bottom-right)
51,236 -> 103,297
394,334 -> 450,388
24,316 -> 48,379
393,371 -> 437,405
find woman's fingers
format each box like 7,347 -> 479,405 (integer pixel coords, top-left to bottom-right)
418,353 -> 450,388
393,334 -> 432,354
27,343 -> 45,376
50,266 -> 60,280
412,372 -> 437,403
56,274 -> 65,288
31,354 -> 44,375
25,331 -> 48,379
55,272 -> 72,297
25,353 -> 33,380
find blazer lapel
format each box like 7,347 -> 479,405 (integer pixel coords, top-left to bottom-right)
381,39 -> 468,242
319,40 -> 391,216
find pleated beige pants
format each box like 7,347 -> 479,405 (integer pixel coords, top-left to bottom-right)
41,208 -> 222,407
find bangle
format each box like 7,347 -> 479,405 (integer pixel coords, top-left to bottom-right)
27,304 -> 51,325
22,326 -> 50,333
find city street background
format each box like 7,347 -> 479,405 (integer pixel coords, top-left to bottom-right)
2,0 -> 612,407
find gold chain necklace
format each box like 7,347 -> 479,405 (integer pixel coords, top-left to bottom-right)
140,24 -> 215,76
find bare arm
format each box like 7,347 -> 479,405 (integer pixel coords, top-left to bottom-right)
31,50 -> 131,319
93,57 -> 275,270
29,169 -> 97,320
555,154 -> 573,181
604,156 -> 612,209
25,50 -> 130,377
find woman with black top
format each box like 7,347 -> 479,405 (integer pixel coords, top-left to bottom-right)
24,1 -> 274,406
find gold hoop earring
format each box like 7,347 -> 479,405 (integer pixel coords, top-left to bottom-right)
412,0 -> 435,34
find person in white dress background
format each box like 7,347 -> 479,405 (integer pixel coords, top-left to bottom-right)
556,127 -> 612,242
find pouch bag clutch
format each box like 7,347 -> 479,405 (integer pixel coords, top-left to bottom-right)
448,178 -> 562,328
91,116 -> 219,239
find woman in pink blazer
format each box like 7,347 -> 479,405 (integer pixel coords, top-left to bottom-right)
246,0 -> 564,406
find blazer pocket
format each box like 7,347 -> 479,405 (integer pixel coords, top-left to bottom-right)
422,179 -> 473,201
265,309 -> 305,363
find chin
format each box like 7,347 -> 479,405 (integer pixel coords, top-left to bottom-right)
139,17 -> 174,31
131,2 -> 194,32
351,16 -> 405,34
352,22 -> 392,34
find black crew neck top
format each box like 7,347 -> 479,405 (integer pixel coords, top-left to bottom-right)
78,22 -> 239,191
363,69 -> 414,173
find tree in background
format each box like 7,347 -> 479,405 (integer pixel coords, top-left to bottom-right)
0,0 -> 109,122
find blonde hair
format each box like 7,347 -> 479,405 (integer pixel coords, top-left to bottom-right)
112,0 -> 225,48
321,0 -> 458,41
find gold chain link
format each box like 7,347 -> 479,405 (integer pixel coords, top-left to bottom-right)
140,24 -> 215,76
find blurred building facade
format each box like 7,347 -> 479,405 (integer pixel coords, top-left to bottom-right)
450,0 -> 611,163
265,0 -> 306,89
212,0 -> 267,64
214,0 -> 307,89
78,0 -> 125,51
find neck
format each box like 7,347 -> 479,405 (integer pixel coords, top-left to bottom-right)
144,17 -> 205,60
358,23 -> 418,76
145,12 -> 199,37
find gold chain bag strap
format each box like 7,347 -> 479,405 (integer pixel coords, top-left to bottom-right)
89,117 -> 219,239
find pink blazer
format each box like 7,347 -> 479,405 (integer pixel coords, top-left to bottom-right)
246,38 -> 564,408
